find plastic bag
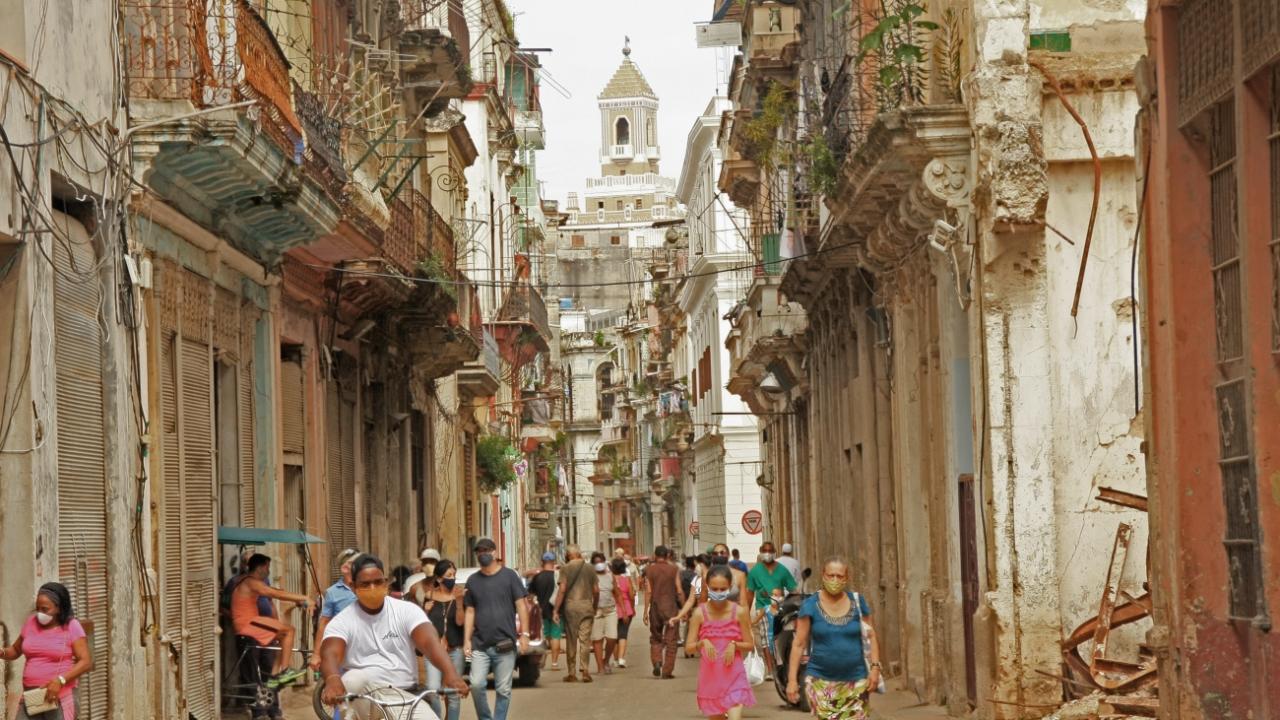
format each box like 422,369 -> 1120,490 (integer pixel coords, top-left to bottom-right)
745,651 -> 767,686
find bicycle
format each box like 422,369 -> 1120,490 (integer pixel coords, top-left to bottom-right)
319,686 -> 461,720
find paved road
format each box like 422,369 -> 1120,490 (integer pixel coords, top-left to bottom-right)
279,627 -> 799,720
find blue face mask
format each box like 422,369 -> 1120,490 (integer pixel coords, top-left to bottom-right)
708,589 -> 732,603
478,552 -> 496,568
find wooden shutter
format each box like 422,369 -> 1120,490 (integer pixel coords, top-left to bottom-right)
51,217 -> 112,718
239,307 -> 259,526
326,381 -> 357,570
281,359 -> 305,456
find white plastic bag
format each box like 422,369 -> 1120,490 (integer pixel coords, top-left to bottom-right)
745,651 -> 767,686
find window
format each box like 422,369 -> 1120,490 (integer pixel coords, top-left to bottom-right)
615,117 -> 630,145
598,201 -> 605,210
616,200 -> 624,211
610,235 -> 621,245
571,234 -> 586,248
636,199 -> 644,209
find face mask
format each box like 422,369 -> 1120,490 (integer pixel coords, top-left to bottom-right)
707,589 -> 732,603
760,553 -> 775,564
35,612 -> 54,626
595,563 -> 607,573
822,578 -> 847,595
442,579 -> 457,591
356,584 -> 389,609
423,562 -> 437,577
478,552 -> 496,568
711,555 -> 729,566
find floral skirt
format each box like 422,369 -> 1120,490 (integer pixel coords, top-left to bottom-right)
805,677 -> 869,720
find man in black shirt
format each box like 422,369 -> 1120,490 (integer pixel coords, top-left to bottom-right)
528,552 -> 562,670
678,556 -> 697,648
463,538 -> 529,720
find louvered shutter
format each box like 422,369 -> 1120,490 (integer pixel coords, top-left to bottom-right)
157,272 -> 183,712
179,335 -> 217,719
341,393 -> 358,556
282,359 -> 305,456
326,381 -> 357,570
238,306 -> 258,527
51,218 -> 112,718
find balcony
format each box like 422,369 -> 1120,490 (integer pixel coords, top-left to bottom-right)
459,328 -> 502,400
744,2 -> 802,77
600,420 -> 630,448
516,109 -> 545,149
608,144 -> 634,161
124,0 -> 339,261
719,154 -> 761,208
401,0 -> 473,117
489,282 -> 552,364
725,276 -> 808,414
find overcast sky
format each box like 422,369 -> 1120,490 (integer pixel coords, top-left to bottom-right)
505,0 -> 730,204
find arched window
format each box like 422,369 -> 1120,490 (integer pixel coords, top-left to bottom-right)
615,117 -> 631,145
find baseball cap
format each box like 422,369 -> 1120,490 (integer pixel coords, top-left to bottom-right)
420,548 -> 442,562
474,537 -> 497,552
337,548 -> 360,565
781,543 -> 794,554
541,551 -> 557,562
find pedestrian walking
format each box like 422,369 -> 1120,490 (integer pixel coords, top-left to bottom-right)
678,555 -> 700,654
610,557 -> 636,668
589,552 -> 621,674
0,583 -> 93,720
310,548 -> 361,670
423,560 -> 466,720
728,549 -> 749,574
746,541 -> 796,649
777,543 -> 802,581
786,557 -> 882,719
685,566 -> 756,720
462,538 -> 530,720
641,545 -> 684,679
552,545 -> 598,683
528,552 -> 564,670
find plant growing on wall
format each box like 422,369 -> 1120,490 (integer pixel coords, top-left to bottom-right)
854,1 -> 938,109
802,135 -> 840,197
594,330 -> 608,347
417,251 -> 457,301
741,81 -> 796,170
476,434 -> 520,493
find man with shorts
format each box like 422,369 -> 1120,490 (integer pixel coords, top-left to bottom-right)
528,552 -> 563,670
229,554 -> 310,682
589,552 -> 621,673
320,554 -> 469,719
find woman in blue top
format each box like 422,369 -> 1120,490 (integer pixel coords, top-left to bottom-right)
785,557 -> 882,719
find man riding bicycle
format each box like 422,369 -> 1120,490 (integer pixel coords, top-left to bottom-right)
320,554 -> 470,719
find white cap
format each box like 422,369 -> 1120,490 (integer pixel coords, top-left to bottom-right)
781,543 -> 794,554
420,548 -> 441,562
405,572 -> 427,590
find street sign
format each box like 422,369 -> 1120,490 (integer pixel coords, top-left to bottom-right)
695,21 -> 743,48
606,531 -> 631,539
689,521 -> 700,538
741,510 -> 764,535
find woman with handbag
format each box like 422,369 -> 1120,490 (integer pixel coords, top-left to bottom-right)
785,557 -> 883,720
0,582 -> 93,719
609,558 -> 636,668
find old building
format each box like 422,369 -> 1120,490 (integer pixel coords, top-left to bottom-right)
1141,2 -> 1280,717
721,0 -> 1153,716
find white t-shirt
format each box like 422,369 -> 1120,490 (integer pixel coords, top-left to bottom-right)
323,597 -> 429,690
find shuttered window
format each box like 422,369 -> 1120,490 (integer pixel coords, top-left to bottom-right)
155,265 -> 218,719
51,213 -> 112,718
281,358 -> 305,457
326,380 -> 358,570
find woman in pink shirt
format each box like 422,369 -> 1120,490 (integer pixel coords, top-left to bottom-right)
0,583 -> 93,719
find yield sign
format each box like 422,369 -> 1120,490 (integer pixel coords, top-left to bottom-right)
741,510 -> 764,535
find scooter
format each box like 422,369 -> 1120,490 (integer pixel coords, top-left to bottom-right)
766,568 -> 812,712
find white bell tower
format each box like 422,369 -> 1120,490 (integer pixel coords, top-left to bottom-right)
598,38 -> 660,177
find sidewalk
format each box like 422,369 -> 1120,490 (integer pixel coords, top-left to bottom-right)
870,687 -> 956,720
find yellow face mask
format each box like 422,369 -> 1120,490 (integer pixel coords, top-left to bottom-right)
356,582 -> 389,609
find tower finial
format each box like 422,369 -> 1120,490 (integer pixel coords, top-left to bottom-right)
623,36 -> 631,57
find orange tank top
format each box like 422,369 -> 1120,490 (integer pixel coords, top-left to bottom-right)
230,582 -> 262,632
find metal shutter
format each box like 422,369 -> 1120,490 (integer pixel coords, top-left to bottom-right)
179,336 -> 217,719
51,218 -> 112,718
326,381 -> 357,569
239,306 -> 258,526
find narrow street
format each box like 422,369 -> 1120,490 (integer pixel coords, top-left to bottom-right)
279,633 -> 947,720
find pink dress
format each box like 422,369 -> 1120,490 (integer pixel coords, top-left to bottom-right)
696,603 -> 756,716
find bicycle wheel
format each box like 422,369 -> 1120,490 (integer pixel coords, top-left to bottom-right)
312,682 -> 335,720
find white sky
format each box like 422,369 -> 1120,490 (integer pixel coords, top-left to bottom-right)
505,0 -> 728,204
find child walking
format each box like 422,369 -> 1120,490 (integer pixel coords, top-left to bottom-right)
685,566 -> 757,720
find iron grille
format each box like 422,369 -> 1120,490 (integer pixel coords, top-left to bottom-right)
1241,0 -> 1280,78
1177,0 -> 1234,126
1216,380 -> 1249,460
1271,66 -> 1280,352
1210,101 -> 1244,363
1220,459 -> 1263,619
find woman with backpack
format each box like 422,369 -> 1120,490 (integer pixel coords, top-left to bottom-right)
785,557 -> 882,719
610,558 -> 636,668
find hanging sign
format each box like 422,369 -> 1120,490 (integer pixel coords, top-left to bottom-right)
741,510 -> 764,535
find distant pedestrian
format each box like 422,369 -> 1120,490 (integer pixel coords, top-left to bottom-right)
529,552 -> 564,670
590,552 -> 621,673
424,560 -> 465,720
642,545 -> 685,679
674,545 -> 745,625
678,556 -> 699,653
729,549 -> 749,574
553,545 -> 598,683
777,543 -> 802,582
610,557 -> 636,668
746,542 -> 796,613
686,566 -> 756,720
310,547 -> 361,670
462,538 -> 530,720
0,582 -> 93,720
786,557 -> 881,719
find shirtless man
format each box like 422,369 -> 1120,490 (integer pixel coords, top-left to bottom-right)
230,553 -> 310,680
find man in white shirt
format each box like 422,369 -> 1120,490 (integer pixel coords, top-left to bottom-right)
777,543 -> 803,584
320,554 -> 469,719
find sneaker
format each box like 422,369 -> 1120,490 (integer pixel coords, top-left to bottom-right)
551,661 -> 561,670
617,658 -> 628,668
266,667 -> 306,689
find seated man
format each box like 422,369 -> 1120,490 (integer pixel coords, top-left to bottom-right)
320,553 -> 469,719
230,553 -> 310,684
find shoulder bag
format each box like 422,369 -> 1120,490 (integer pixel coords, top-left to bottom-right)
850,591 -> 886,694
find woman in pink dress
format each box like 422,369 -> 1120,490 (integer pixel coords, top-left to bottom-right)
685,566 -> 756,720
0,582 -> 93,720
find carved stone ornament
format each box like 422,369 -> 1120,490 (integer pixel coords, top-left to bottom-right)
422,107 -> 466,133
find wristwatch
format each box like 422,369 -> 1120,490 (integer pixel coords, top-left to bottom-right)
870,661 -> 882,670
58,675 -> 67,685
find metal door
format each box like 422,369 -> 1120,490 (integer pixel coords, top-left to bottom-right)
51,218 -> 112,718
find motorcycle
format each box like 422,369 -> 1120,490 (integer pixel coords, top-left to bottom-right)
765,568 -> 812,712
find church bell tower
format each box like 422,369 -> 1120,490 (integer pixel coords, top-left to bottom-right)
598,38 -> 661,177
